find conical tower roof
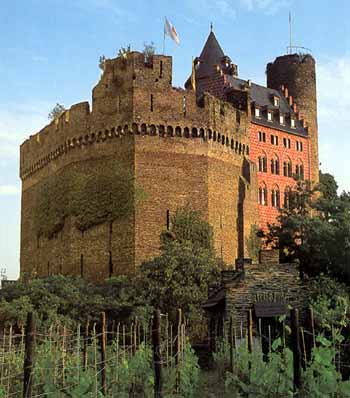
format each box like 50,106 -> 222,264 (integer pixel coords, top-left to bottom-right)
195,31 -> 226,79
199,31 -> 225,65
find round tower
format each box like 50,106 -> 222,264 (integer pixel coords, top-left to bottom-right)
266,53 -> 319,183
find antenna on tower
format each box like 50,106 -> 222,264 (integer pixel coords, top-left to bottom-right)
289,11 -> 292,53
286,12 -> 312,55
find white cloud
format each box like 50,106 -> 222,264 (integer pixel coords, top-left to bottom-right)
186,0 -> 236,21
317,56 -> 350,192
240,0 -> 291,15
0,185 -> 20,196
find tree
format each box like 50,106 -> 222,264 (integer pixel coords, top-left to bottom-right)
48,103 -> 66,120
264,172 -> 350,281
143,42 -> 155,64
138,207 -> 222,332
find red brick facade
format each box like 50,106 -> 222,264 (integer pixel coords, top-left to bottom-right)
249,122 -> 309,228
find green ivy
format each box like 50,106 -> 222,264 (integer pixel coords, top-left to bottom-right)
33,158 -> 146,238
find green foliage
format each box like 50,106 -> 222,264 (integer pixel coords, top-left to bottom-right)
0,275 -> 146,328
222,339 -> 294,397
48,103 -> 66,120
308,275 -> 350,331
264,173 -> 350,280
245,224 -> 262,263
140,207 -> 221,334
33,158 -> 145,238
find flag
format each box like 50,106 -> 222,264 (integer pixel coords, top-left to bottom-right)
164,17 -> 180,45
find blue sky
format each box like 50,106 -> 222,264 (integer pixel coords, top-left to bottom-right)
0,0 -> 349,279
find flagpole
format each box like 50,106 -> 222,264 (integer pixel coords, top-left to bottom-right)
163,16 -> 166,55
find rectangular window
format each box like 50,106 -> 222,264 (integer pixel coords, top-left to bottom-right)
279,115 -> 284,125
274,97 -> 280,107
267,111 -> 272,121
255,108 -> 260,118
291,118 -> 296,128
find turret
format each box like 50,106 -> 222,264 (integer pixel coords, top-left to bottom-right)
266,53 -> 319,183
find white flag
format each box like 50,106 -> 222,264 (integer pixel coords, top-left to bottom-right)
164,17 -> 180,45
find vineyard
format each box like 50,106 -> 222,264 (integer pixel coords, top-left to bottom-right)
2,306 -> 350,397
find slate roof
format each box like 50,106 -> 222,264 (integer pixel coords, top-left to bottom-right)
185,31 -> 308,137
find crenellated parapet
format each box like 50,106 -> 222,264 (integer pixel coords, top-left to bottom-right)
20,120 -> 251,181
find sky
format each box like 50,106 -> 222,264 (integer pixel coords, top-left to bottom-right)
0,0 -> 349,280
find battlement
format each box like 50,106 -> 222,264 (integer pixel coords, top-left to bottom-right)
20,50 -> 251,183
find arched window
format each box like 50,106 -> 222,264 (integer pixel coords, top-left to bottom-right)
184,127 -> 190,138
175,126 -> 182,137
271,154 -> 280,175
271,185 -> 281,208
208,129 -> 212,140
150,124 -> 157,135
213,131 -> 217,141
159,125 -> 165,136
132,123 -> 139,134
258,183 -> 268,206
284,186 -> 291,208
199,128 -> 205,139
192,127 -> 198,138
141,123 -> 147,134
167,126 -> 174,137
258,153 -> 267,172
283,158 -> 292,177
295,160 -> 304,180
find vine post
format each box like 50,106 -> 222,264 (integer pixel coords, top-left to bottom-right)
100,312 -> 107,396
229,316 -> 235,373
291,308 -> 302,393
152,309 -> 163,398
23,312 -> 36,398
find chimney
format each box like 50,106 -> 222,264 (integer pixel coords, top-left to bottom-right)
280,84 -> 285,92
289,95 -> 293,106
293,102 -> 297,113
247,79 -> 252,87
284,87 -> 289,98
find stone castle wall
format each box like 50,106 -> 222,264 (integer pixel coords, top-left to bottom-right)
20,51 -> 259,279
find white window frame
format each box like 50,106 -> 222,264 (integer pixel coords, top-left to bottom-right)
255,107 -> 260,118
279,115 -> 284,125
267,111 -> 272,121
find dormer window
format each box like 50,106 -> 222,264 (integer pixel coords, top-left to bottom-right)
273,96 -> 280,107
267,111 -> 272,122
255,107 -> 260,118
291,118 -> 296,128
279,114 -> 284,125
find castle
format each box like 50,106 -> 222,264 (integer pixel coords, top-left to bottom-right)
19,31 -> 318,280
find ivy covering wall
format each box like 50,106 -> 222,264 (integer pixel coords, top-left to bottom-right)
33,158 -> 145,238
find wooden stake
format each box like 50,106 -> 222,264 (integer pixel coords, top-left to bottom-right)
152,310 -> 163,398
229,317 -> 234,373
62,326 -> 66,386
116,322 -> 120,382
300,326 -> 307,369
100,312 -> 107,396
77,324 -> 81,382
83,319 -> 90,370
23,313 -> 36,398
291,308 -> 302,392
122,324 -> 126,362
165,314 -> 169,366
175,309 -> 182,393
93,323 -> 98,398
247,309 -> 253,353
